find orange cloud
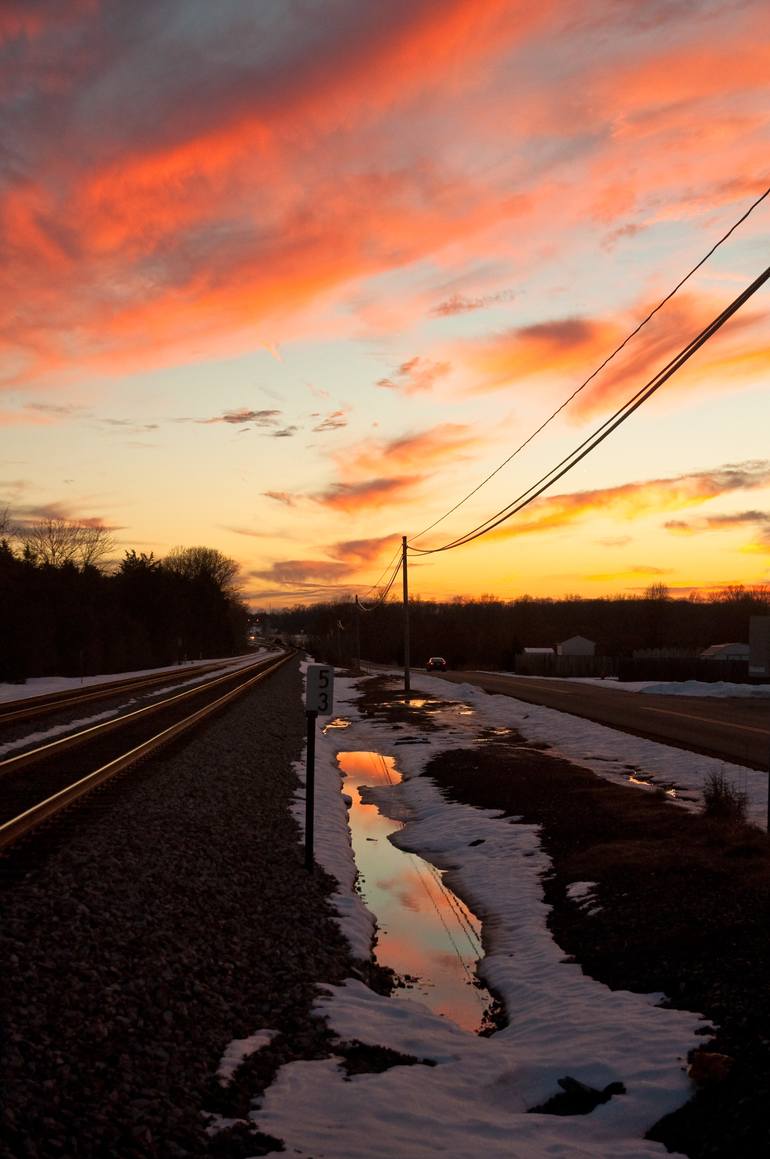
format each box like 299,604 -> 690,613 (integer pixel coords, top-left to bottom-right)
329,534 -> 401,564
4,0 -> 770,405
340,423 -> 480,481
665,509 -> 770,552
459,291 -> 767,418
1,1 -> 554,390
376,357 -> 451,394
307,423 -> 487,515
0,408 -> 62,428
438,460 -> 770,545
313,476 -> 422,514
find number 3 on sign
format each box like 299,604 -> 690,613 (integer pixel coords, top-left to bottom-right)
306,664 -> 335,715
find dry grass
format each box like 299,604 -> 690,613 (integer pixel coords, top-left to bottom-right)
701,770 -> 748,822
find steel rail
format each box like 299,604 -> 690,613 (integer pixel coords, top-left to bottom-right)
0,653 -> 287,775
0,653 -> 292,851
0,656 -> 265,725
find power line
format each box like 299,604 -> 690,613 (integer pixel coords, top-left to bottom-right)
358,550 -> 402,610
409,182 -> 770,544
409,262 -> 770,555
358,541 -> 403,603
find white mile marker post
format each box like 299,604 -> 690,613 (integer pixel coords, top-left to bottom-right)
304,664 -> 335,871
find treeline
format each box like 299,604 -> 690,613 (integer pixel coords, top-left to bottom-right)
273,587 -> 769,671
0,537 -> 249,683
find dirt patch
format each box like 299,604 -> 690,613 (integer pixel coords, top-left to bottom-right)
425,737 -> 770,1158
336,1040 -> 437,1078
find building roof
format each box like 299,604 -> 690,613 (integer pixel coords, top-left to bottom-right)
700,642 -> 749,658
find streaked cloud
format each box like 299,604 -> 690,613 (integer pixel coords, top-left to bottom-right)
329,534 -> 401,563
430,288 -> 518,316
443,460 -> 770,544
376,357 -> 451,394
251,559 -> 351,584
199,409 -> 283,427
459,292 -> 765,416
3,1 -> 769,606
665,508 -> 770,551
311,410 -> 349,432
313,476 -> 421,513
595,535 -> 632,547
11,500 -> 119,531
25,401 -> 85,417
340,423 -> 479,480
99,418 -> 160,434
222,526 -> 286,540
0,0 -> 552,390
263,491 -> 296,506
586,564 -> 673,582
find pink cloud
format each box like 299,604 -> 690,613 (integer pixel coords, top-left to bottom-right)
329,534 -> 401,563
313,476 -> 421,513
458,290 -> 767,418
376,356 -> 451,394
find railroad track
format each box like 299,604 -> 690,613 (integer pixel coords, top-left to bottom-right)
0,655 -> 267,725
0,651 -> 293,850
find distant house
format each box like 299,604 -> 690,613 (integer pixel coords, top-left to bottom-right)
522,646 -> 554,655
700,642 -> 750,660
556,635 -> 596,657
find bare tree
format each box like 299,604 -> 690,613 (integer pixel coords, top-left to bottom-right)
22,519 -> 115,569
162,545 -> 241,594
76,523 -> 116,568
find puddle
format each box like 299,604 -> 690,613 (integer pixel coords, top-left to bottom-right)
627,772 -> 679,797
477,726 -> 515,744
322,717 -> 351,733
338,750 -> 493,1034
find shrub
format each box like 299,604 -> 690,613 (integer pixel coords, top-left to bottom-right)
702,771 -> 748,822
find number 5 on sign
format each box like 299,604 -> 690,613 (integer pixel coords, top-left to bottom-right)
306,664 -> 335,715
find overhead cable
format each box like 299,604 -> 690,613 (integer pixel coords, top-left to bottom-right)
358,542 -> 403,603
358,551 -> 403,611
409,182 -> 770,544
409,262 -> 770,554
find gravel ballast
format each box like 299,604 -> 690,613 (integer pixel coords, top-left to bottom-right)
1,658 -> 354,1158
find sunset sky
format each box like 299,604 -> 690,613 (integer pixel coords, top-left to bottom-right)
2,0 -> 769,608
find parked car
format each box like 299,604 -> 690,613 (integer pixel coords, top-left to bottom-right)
426,656 -> 447,671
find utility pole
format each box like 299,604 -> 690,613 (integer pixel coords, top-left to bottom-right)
402,535 -> 410,697
354,595 -> 361,672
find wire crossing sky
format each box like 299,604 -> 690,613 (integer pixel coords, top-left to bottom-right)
407,183 -> 770,546
409,263 -> 770,556
2,1 -> 769,606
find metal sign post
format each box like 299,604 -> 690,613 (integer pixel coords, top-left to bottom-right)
304,664 -> 335,872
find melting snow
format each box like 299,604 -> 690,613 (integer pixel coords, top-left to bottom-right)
264,663 -> 737,1157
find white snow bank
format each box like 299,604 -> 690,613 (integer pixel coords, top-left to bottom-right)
216,1030 -> 277,1086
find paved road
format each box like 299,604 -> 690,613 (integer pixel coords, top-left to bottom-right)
436,670 -> 770,771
